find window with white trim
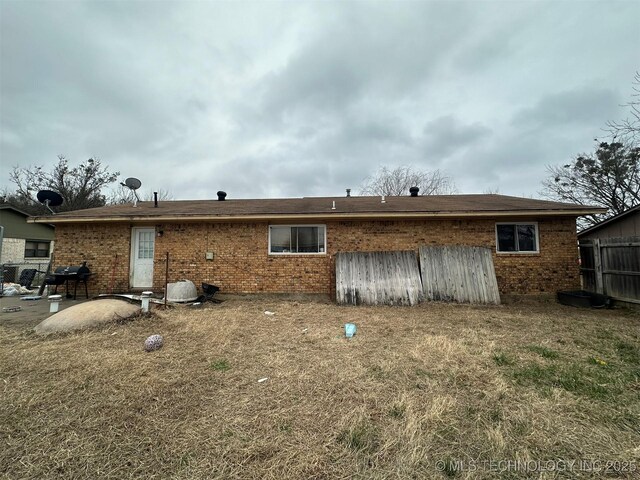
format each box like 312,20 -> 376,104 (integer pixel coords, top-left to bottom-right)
269,225 -> 326,254
496,223 -> 538,253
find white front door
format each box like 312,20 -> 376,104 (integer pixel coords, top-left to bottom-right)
130,227 -> 155,288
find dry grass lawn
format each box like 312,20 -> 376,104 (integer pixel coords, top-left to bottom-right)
1,296 -> 639,479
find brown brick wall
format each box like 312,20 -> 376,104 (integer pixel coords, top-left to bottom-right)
52,216 -> 579,297
53,223 -> 132,294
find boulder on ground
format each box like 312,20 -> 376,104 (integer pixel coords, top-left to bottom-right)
34,299 -> 140,334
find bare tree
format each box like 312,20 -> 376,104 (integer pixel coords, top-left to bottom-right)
359,166 -> 457,196
108,186 -> 174,205
541,141 -> 640,227
606,71 -> 640,143
7,155 -> 119,214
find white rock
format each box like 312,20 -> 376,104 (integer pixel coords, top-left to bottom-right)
166,280 -> 198,302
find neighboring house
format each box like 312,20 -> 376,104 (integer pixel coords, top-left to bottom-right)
1,203 -> 55,283
577,205 -> 640,241
30,193 -> 604,297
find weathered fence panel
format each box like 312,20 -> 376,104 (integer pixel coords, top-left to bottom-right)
579,236 -> 640,304
419,246 -> 500,304
335,251 -> 423,306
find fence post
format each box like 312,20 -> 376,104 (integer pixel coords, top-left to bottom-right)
593,238 -> 604,294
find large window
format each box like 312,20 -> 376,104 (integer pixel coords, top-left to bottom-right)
496,223 -> 538,253
269,225 -> 326,254
25,240 -> 50,258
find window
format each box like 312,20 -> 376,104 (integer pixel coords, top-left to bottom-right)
25,240 -> 50,258
137,231 -> 154,259
496,223 -> 538,253
269,225 -> 326,254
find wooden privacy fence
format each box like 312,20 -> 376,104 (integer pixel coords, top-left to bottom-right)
579,236 -> 640,304
419,246 -> 500,304
335,246 -> 500,306
335,251 -> 423,306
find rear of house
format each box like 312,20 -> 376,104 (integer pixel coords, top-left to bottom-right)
30,193 -> 604,298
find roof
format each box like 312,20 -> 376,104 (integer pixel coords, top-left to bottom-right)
0,203 -> 34,218
29,194 -> 606,224
577,205 -> 640,238
0,203 -> 55,240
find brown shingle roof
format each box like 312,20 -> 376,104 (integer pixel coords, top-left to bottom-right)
30,194 -> 606,224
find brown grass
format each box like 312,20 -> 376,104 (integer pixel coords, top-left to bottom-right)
1,296 -> 639,479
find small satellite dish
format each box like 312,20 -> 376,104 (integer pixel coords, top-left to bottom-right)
120,177 -> 142,207
124,177 -> 141,190
37,190 -> 64,214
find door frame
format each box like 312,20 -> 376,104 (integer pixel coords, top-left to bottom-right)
129,227 -> 156,289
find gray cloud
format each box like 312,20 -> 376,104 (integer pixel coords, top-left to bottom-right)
512,87 -> 621,130
421,116 -> 492,160
1,0 -> 638,201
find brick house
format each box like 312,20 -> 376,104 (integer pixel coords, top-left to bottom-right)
30,193 -> 604,297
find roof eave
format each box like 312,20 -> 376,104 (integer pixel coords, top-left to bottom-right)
29,208 -> 608,224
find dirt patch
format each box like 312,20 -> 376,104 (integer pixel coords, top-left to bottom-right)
1,297 -> 638,479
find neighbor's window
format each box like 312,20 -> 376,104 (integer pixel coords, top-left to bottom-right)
269,225 -> 326,254
496,223 -> 538,253
24,240 -> 50,258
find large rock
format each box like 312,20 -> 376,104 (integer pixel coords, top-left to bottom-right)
166,280 -> 198,302
34,299 -> 140,334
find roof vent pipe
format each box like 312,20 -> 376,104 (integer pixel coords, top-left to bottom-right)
332,201 -> 336,210
154,191 -> 158,207
217,191 -> 227,201
346,188 -> 351,197
381,195 -> 386,204
409,187 -> 419,197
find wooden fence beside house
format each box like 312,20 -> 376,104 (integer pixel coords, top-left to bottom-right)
419,246 -> 500,304
336,246 -> 500,306
335,251 -> 423,306
579,236 -> 640,304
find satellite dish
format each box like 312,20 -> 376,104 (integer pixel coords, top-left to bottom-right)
120,177 -> 142,207
37,190 -> 64,214
124,177 -> 141,190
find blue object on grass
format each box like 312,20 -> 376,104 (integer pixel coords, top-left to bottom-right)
345,323 -> 357,338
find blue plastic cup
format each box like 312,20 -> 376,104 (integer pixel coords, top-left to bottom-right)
345,323 -> 357,338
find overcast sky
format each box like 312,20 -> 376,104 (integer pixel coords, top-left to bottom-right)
1,1 -> 638,201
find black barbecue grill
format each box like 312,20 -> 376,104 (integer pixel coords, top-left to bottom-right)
45,263 -> 92,299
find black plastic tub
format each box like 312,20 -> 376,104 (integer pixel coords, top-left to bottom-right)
557,290 -> 613,309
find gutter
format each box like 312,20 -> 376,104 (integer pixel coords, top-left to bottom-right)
29,209 -> 608,224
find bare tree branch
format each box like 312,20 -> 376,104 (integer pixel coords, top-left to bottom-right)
606,71 -> 640,143
541,141 -> 640,228
359,165 -> 457,196
6,155 -> 119,214
108,186 -> 174,205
